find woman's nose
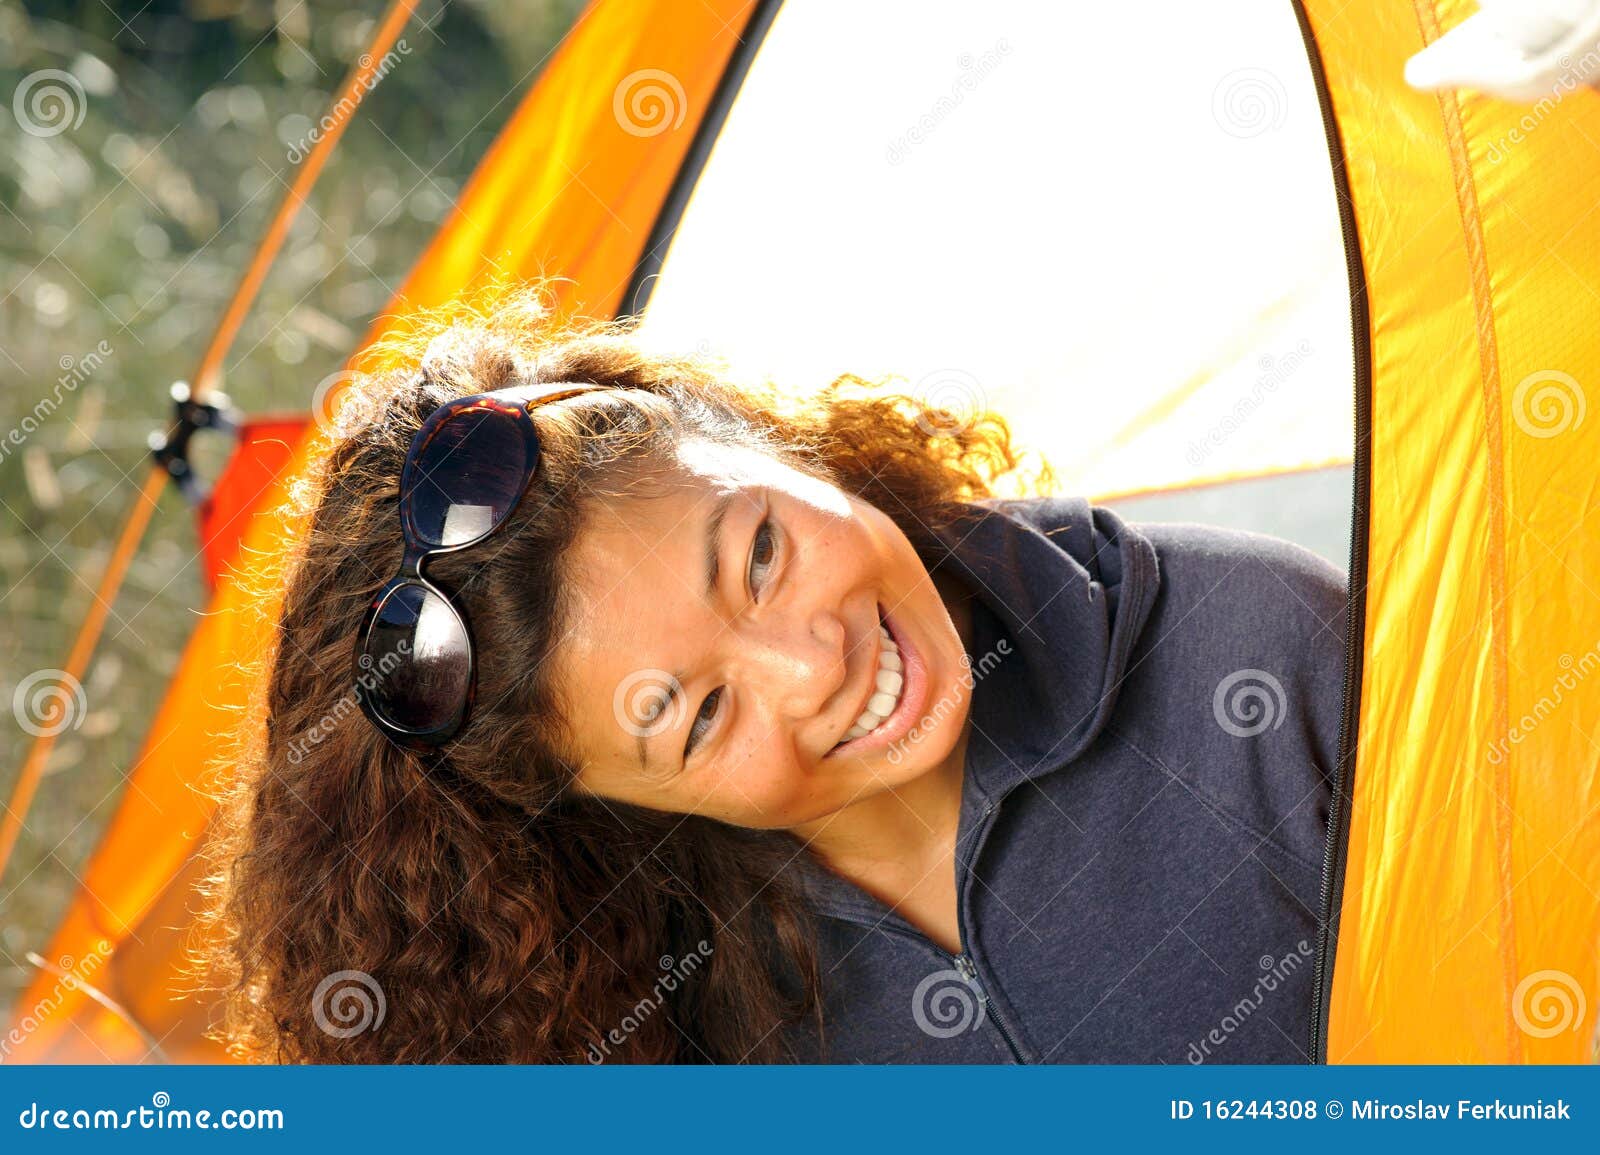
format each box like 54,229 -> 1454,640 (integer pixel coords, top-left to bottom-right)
731,610 -> 848,719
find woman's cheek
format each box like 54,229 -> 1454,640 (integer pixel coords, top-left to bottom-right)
702,766 -> 825,829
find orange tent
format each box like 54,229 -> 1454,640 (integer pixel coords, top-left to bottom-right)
5,0 -> 1597,1063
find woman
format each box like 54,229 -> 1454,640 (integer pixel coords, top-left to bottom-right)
201,286 -> 1348,1064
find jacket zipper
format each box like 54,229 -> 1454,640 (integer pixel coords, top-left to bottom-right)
816,914 -> 1030,1062
951,951 -> 1028,1063
953,795 -> 1030,1062
1290,0 -> 1373,1065
816,795 -> 1031,1062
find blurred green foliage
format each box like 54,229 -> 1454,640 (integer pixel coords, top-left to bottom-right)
0,0 -> 584,1022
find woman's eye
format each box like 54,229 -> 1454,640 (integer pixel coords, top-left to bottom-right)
685,686 -> 723,760
748,518 -> 778,597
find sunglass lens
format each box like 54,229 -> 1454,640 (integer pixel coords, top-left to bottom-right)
406,408 -> 534,548
360,583 -> 471,738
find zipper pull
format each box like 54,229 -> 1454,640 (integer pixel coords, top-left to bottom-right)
952,953 -> 988,1002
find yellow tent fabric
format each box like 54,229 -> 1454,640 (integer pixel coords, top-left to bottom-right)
1310,0 -> 1600,1062
6,0 -> 1598,1064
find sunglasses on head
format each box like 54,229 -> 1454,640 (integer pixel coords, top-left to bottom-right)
353,378 -> 607,749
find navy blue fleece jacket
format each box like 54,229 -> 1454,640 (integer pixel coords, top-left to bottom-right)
782,494 -> 1348,1063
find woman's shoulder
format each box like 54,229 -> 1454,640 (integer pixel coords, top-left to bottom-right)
1106,515 -> 1352,874
1128,518 -> 1350,724
973,495 -> 1347,625
1129,517 -> 1347,613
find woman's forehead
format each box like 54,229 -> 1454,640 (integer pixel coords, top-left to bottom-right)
556,483 -> 713,668
551,498 -> 705,760
673,438 -> 845,510
569,488 -> 706,605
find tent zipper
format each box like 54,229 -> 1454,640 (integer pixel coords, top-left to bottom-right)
1290,0 -> 1374,1065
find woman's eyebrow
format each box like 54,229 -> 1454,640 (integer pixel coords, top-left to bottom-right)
636,491 -> 739,775
702,489 -> 738,603
636,675 -> 681,773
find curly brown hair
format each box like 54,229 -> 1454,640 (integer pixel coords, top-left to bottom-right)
196,282 -> 1054,1063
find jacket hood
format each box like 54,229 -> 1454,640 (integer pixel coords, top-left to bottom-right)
927,494 -> 1162,800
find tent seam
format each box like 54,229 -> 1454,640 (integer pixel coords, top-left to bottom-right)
1413,0 -> 1519,1064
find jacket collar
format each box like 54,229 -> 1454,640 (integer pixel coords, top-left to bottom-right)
940,495 -> 1161,801
787,495 -> 1161,926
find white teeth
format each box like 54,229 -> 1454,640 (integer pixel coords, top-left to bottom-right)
835,621 -> 906,748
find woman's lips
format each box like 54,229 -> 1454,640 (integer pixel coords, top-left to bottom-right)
825,602 -> 929,759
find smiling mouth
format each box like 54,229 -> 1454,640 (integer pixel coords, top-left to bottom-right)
829,604 -> 907,752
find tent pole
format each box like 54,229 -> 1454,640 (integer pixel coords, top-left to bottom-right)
0,0 -> 421,887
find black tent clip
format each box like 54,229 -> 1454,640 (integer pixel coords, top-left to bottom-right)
148,381 -> 242,505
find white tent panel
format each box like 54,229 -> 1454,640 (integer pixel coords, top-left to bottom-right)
636,0 -> 1355,504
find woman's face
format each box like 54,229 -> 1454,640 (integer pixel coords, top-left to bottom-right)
554,438 -> 973,829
